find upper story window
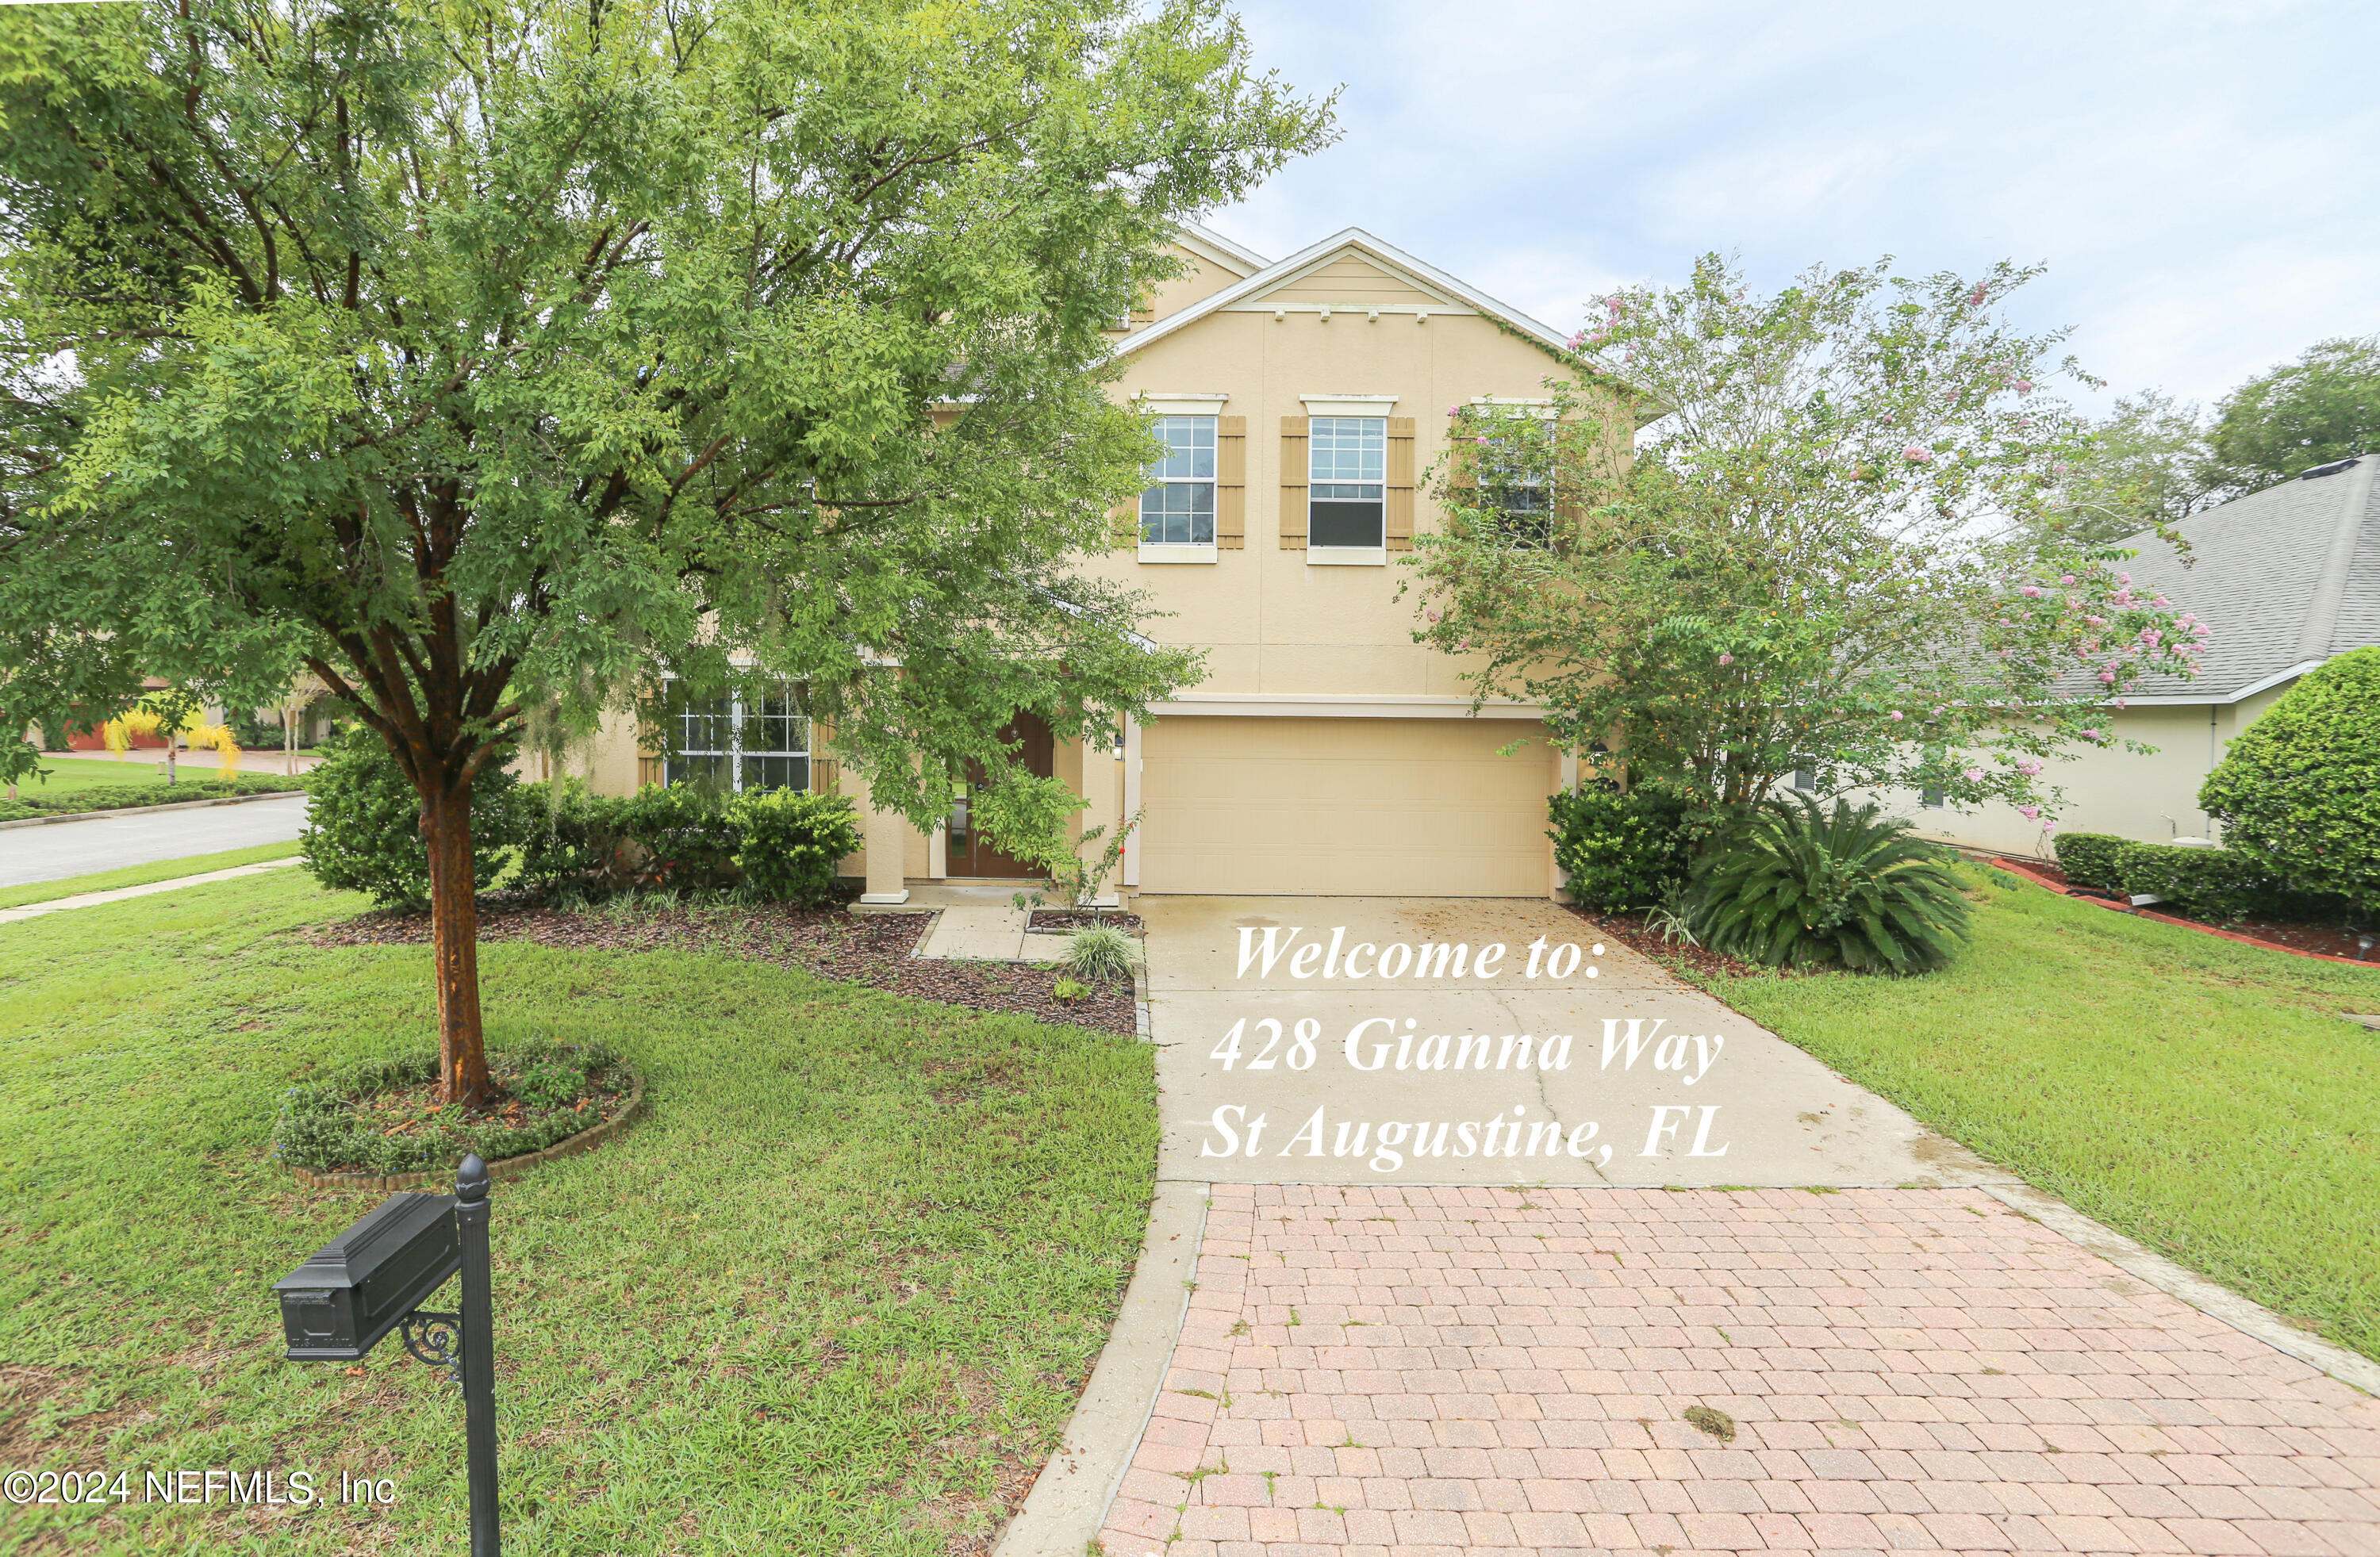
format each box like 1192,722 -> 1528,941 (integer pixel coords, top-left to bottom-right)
665,682 -> 810,793
1139,415 -> 1216,545
1480,443 -> 1553,548
1309,416 -> 1385,548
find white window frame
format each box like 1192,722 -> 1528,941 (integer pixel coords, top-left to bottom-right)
1138,412 -> 1219,555
1307,414 -> 1388,557
662,677 -> 812,793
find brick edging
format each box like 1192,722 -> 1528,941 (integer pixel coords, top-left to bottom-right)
0,788 -> 308,832
1991,857 -> 2376,968
286,1070 -> 646,1192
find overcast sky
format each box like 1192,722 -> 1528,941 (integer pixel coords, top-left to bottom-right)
1200,0 -> 2380,412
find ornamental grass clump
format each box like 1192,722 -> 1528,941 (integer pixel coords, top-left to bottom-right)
1059,925 -> 1139,984
1689,794 -> 1971,974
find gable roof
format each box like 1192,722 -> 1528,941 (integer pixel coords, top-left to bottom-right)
1107,226 -> 1574,362
1173,221 -> 1269,278
2107,454 -> 2380,704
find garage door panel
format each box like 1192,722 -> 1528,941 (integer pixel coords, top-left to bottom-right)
1140,717 -> 1552,896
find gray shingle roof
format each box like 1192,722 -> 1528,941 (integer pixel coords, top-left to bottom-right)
2105,454 -> 2378,701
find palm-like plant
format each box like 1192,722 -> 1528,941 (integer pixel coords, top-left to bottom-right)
1689,793 -> 1971,973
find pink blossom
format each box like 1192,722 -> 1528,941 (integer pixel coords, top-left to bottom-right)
2060,574 -> 2075,585
1967,284 -> 1989,305
2020,585 -> 2043,597
2015,378 -> 2035,395
2018,804 -> 2040,819
1903,445 -> 1933,462
1964,767 -> 1985,782
2098,669 -> 2117,685
2194,623 -> 2210,637
1889,710 -> 1904,721
2113,699 -> 2127,709
2017,759 -> 2044,777
1425,609 -> 1441,623
2140,629 -> 2161,646
2085,615 -> 2106,628
2153,596 -> 2169,607
2043,820 -> 2060,834
1446,405 -> 1461,417
1718,653 -> 1734,665
2079,727 -> 2101,741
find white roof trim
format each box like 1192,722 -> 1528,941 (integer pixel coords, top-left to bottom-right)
1109,227 -> 1574,361
1174,221 -> 1269,276
2112,658 -> 2324,706
1148,692 -> 1549,719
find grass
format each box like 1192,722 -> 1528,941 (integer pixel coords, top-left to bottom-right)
1701,869 -> 2380,1363
15,754 -> 279,795
0,869 -> 1157,1555
0,842 -> 303,911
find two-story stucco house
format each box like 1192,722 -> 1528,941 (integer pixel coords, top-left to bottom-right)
564,224 -> 1599,901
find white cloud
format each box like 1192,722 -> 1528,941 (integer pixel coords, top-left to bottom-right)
1206,0 -> 2380,406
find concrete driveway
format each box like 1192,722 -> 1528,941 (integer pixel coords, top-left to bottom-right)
1139,895 -> 2006,1189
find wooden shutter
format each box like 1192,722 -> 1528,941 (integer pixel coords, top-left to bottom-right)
1215,416 -> 1246,549
1386,416 -> 1417,551
1279,416 -> 1309,549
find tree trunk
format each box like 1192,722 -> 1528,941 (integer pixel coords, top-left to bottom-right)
423,779 -> 493,1106
165,731 -> 178,786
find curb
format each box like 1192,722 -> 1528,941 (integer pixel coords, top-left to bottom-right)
0,789 -> 308,831
286,1071 -> 646,1194
1978,1181 -> 2379,1397
990,1182 -> 1210,1557
1991,856 -> 2378,968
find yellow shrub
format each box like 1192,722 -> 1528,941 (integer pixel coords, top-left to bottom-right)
184,723 -> 241,778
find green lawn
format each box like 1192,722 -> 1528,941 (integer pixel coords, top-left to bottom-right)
17,754 -> 282,794
0,870 -> 1156,1555
1702,870 -> 2380,1363
0,842 -> 304,911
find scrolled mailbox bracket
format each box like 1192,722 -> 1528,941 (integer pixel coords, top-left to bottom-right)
273,1154 -> 500,1556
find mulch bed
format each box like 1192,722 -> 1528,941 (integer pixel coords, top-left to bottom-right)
1025,909 -> 1145,934
1994,857 -> 2378,964
1561,905 -> 1787,984
304,900 -> 1138,1036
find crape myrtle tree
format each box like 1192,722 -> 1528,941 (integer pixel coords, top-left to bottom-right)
1411,255 -> 2205,819
0,0 -> 1332,1103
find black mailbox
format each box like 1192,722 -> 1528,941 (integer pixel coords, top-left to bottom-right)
274,1192 -> 461,1361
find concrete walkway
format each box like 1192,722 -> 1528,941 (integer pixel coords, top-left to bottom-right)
908,881 -> 1065,961
0,857 -> 305,924
996,895 -> 2380,1557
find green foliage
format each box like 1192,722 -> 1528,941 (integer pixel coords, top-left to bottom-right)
1415,255 -> 2203,814
271,1041 -> 624,1175
298,731 -> 521,910
970,773 -> 1088,877
1053,976 -> 1092,1002
1688,794 -> 1972,973
2205,336 -> 2380,491
2110,842 -> 2331,926
1549,780 -> 1696,911
604,784 -> 742,891
1059,925 -> 1139,984
1051,808 -> 1139,911
2052,831 -> 2129,892
0,774 -> 302,823
2200,646 -> 2380,912
2044,389 -> 2222,546
732,789 -> 862,907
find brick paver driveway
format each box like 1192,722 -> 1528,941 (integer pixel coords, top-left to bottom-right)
1086,899 -> 2379,1557
1100,1186 -> 2378,1556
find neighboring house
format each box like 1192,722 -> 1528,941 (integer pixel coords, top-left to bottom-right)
562,224 -> 1607,899
1910,454 -> 2380,857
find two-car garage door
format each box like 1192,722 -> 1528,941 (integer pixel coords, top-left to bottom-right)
1138,716 -> 1556,896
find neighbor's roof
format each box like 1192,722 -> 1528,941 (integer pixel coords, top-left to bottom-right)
2111,454 -> 2379,704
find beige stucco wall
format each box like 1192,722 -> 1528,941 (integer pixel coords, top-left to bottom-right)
1890,686 -> 2297,857
1132,240 -> 1256,322
1089,273 -> 1595,699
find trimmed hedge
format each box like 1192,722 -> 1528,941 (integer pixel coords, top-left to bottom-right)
2054,830 -> 2342,926
1549,781 -> 1696,911
517,780 -> 859,904
2201,646 -> 2380,913
0,775 -> 304,823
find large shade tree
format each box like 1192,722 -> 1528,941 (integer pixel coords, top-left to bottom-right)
1412,255 -> 2203,819
0,0 -> 1330,1102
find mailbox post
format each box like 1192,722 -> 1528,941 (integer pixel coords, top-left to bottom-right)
274,1154 -> 501,1556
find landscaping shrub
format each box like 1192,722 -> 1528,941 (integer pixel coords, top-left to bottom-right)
1549,780 -> 1696,911
2201,646 -> 2380,913
299,729 -> 524,909
732,789 -> 861,905
602,781 -> 741,890
1059,924 -> 1139,983
2052,830 -> 2128,892
1688,792 -> 1971,973
272,1040 -> 627,1175
2111,841 -> 2340,926
0,775 -> 303,824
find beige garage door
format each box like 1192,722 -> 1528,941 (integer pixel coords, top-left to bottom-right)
1139,716 -> 1555,896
